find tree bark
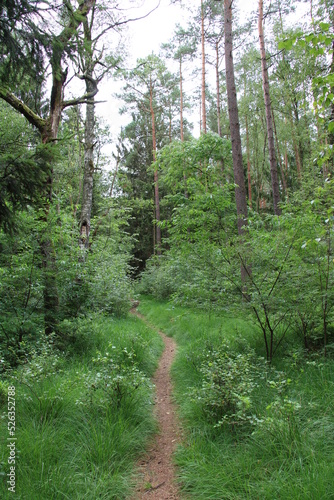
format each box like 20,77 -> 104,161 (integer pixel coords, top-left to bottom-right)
79,15 -> 96,250
150,76 -> 161,254
40,58 -> 69,335
245,114 -> 252,208
272,109 -> 289,201
201,0 -> 207,133
179,56 -> 188,197
180,56 -> 184,142
224,0 -> 248,234
216,39 -> 222,137
224,0 -> 249,283
80,73 -> 95,249
258,0 -> 281,215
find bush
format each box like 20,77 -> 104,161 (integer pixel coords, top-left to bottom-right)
78,346 -> 153,411
191,342 -> 262,428
137,256 -> 177,299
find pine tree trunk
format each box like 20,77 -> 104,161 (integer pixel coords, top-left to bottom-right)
150,77 -> 161,254
180,56 -> 184,142
224,0 -> 248,234
201,0 -> 207,133
216,40 -> 222,137
179,56 -> 188,197
224,0 -> 249,283
258,0 -> 281,215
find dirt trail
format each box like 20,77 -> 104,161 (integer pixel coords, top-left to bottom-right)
130,309 -> 181,500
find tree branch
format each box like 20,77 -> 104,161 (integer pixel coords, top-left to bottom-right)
62,73 -> 99,108
0,87 -> 46,133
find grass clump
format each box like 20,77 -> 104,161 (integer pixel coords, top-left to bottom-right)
138,296 -> 334,500
0,314 -> 163,499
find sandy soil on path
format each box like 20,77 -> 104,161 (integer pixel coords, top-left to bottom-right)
130,309 -> 181,500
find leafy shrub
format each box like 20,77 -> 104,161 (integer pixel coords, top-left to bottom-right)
191,342 -> 262,428
19,333 -> 65,382
250,370 -> 307,461
87,252 -> 133,317
137,256 -> 177,300
54,316 -> 105,355
78,344 -> 153,411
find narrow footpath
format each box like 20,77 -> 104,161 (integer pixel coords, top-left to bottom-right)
130,309 -> 181,500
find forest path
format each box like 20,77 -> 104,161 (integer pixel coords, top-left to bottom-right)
130,308 -> 181,500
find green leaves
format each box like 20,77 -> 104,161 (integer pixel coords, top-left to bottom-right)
191,342 -> 261,428
278,38 -> 295,51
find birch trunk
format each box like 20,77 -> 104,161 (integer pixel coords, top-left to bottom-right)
272,109 -> 289,201
80,72 -> 95,249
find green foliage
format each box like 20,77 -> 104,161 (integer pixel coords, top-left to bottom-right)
0,210 -> 44,369
139,132 -> 237,309
0,0 -> 46,85
0,315 -> 164,499
191,343 -> 261,428
81,345 -> 153,410
154,132 -> 232,196
0,102 -> 52,231
139,298 -> 334,500
0,155 -> 134,368
286,177 -> 334,352
141,134 -> 334,359
279,21 -> 334,144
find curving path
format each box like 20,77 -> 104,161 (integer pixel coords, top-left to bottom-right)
130,309 -> 181,500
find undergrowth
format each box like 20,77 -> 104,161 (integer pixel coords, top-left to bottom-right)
0,314 -> 164,499
138,296 -> 334,500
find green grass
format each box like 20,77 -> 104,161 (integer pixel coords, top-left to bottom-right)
138,296 -> 334,500
0,314 -> 164,499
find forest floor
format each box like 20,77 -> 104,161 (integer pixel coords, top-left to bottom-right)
130,308 -> 181,500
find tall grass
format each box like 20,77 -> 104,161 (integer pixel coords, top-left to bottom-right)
138,296 -> 334,500
0,315 -> 164,499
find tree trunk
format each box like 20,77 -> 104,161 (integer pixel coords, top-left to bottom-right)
150,77 -> 161,254
80,74 -> 95,249
245,114 -> 252,208
179,56 -> 188,197
180,56 -> 184,142
258,0 -> 281,215
216,39 -> 222,137
329,40 -> 334,149
40,62 -> 69,334
272,109 -> 289,201
224,0 -> 249,283
201,0 -> 207,133
224,0 -> 248,234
